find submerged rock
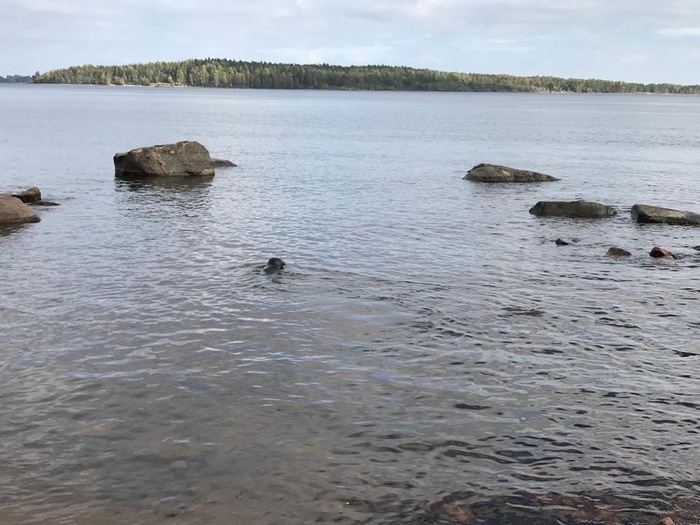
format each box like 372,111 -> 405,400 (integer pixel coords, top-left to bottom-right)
0,194 -> 40,224
529,200 -> 617,218
10,187 -> 59,206
114,141 -> 215,178
555,238 -> 573,245
464,163 -> 559,182
650,246 -> 675,258
606,247 -> 632,257
631,204 -> 700,225
211,158 -> 237,168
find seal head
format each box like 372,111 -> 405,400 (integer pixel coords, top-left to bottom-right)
263,257 -> 285,274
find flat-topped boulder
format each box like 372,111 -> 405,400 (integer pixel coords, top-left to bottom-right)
464,163 -> 559,183
114,141 -> 215,178
631,204 -> 700,225
0,194 -> 40,224
529,200 -> 617,218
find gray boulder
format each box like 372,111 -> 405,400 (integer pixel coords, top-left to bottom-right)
114,141 -> 215,178
631,204 -> 700,226
0,194 -> 40,224
464,163 -> 559,183
529,200 -> 617,218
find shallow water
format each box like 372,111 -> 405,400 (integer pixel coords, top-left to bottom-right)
1,85 -> 699,524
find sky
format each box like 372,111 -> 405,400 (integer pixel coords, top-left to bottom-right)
2,0 -> 700,84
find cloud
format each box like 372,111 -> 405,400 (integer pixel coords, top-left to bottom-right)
656,26 -> 700,37
2,0 -> 700,83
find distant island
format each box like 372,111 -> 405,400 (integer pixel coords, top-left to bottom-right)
0,74 -> 32,83
30,58 -> 700,94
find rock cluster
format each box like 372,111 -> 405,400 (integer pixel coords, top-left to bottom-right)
464,162 -> 700,259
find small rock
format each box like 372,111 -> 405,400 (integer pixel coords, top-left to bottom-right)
211,158 -> 237,168
658,518 -> 676,525
11,187 -> 41,203
606,247 -> 631,257
555,238 -> 572,246
650,246 -> 675,258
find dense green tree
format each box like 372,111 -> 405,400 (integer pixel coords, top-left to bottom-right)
31,58 -> 700,94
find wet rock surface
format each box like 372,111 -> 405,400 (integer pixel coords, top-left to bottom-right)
632,204 -> 700,226
464,163 -> 559,182
114,141 -> 216,178
0,194 -> 40,224
529,200 -> 617,218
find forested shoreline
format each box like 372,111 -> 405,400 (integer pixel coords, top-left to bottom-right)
0,74 -> 33,83
31,58 -> 700,93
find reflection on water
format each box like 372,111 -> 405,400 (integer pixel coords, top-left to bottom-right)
1,86 -> 700,524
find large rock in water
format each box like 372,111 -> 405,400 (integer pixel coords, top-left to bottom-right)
529,200 -> 617,218
0,194 -> 40,224
631,204 -> 700,225
114,141 -> 215,178
464,163 -> 559,182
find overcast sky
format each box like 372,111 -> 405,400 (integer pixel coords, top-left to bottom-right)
2,0 -> 700,84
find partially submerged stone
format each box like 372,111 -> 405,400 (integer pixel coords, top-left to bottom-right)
211,158 -> 237,168
631,204 -> 700,225
0,194 -> 40,224
464,163 -> 559,182
114,141 -> 215,178
529,200 -> 617,218
606,247 -> 631,257
650,246 -> 675,258
11,187 -> 41,203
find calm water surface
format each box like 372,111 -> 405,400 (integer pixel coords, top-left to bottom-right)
1,85 -> 700,524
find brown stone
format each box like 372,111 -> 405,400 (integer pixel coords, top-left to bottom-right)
0,194 -> 40,224
650,246 -> 675,258
658,518 -> 676,525
429,501 -> 475,524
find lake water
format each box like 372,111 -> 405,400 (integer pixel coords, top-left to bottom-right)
1,85 -> 699,524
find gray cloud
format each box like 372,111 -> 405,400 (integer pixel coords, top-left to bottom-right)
1,0 -> 699,83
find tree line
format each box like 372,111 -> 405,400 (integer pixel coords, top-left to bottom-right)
31,59 -> 700,94
0,74 -> 32,83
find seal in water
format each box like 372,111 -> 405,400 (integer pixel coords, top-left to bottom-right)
263,257 -> 285,274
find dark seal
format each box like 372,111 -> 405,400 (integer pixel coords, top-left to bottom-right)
263,257 -> 285,274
